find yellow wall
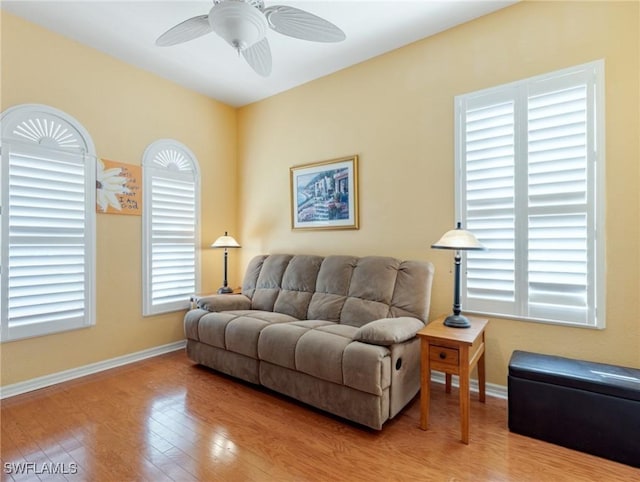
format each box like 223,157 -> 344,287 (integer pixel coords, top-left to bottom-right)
2,1 -> 639,389
238,1 -> 640,384
0,12 -> 239,385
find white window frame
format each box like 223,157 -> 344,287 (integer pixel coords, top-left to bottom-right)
1,104 -> 96,341
454,60 -> 605,329
142,139 -> 200,316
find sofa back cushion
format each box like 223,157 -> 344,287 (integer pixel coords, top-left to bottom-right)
274,255 -> 323,319
338,256 -> 400,326
242,254 -> 434,327
307,255 -> 357,322
244,254 -> 291,311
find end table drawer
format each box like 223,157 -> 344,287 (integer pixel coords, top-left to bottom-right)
430,345 -> 459,366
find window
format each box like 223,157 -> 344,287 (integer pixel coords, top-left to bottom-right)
142,139 -> 200,315
1,104 -> 96,341
455,60 -> 605,328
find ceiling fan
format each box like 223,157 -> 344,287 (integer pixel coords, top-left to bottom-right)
156,0 -> 346,77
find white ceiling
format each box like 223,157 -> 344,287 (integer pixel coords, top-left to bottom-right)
2,0 -> 518,107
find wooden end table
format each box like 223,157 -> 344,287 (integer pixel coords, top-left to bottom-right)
417,315 -> 488,444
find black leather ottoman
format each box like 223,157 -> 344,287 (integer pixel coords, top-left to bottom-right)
508,350 -> 640,468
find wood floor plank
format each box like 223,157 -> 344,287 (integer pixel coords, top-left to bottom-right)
2,350 -> 639,481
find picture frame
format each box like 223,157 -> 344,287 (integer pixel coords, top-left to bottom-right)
290,155 -> 359,230
96,159 -> 142,216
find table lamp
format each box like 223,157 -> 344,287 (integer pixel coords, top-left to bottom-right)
432,222 -> 486,328
211,231 -> 241,294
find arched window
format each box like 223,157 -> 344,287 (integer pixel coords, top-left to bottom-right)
1,104 -> 96,341
142,139 -> 200,315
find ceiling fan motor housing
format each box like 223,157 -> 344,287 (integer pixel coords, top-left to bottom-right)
209,0 -> 268,52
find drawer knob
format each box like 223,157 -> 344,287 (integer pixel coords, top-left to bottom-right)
439,352 -> 446,360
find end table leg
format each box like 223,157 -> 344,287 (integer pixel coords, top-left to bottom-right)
445,373 -> 452,393
459,347 -> 470,444
420,338 -> 430,430
478,345 -> 486,403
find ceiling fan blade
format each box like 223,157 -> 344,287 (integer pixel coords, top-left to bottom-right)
263,6 -> 346,43
156,15 -> 212,47
242,37 -> 272,77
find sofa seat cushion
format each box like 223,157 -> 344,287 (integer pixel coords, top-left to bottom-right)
197,310 -> 298,359
258,321 -> 391,396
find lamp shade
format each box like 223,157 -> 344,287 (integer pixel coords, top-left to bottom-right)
211,232 -> 241,249
431,222 -> 486,251
209,1 -> 267,52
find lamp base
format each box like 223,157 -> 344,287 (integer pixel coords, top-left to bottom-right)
443,314 -> 471,329
217,286 -> 233,294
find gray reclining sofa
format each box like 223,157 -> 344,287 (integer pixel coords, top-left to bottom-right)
184,254 -> 435,429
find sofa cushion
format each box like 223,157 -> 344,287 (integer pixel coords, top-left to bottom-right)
307,292 -> 347,322
258,320 -> 335,371
258,320 -> 391,396
251,254 -> 293,312
341,297 -> 391,327
339,257 -> 399,327
353,317 -> 424,346
389,260 -> 435,321
198,310 -> 298,359
307,256 -> 357,321
240,254 -> 268,299
273,255 -> 323,319
296,329 -> 353,385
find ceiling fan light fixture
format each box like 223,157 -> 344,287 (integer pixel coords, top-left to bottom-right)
209,1 -> 268,52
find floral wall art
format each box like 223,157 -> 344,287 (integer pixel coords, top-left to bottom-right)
96,159 -> 142,215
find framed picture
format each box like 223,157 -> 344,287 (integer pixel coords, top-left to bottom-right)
290,155 -> 359,230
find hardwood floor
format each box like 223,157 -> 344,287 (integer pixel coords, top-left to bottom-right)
1,351 -> 638,482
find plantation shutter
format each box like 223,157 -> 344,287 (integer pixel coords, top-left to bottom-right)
456,61 -> 604,328
460,92 -> 517,317
143,141 -> 200,315
526,82 -> 590,323
149,174 -> 196,308
1,106 -> 96,341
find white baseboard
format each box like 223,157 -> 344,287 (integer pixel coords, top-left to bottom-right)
0,340 -> 187,400
430,371 -> 508,399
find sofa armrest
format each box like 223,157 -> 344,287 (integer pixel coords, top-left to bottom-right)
197,294 -> 251,312
353,317 -> 424,346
